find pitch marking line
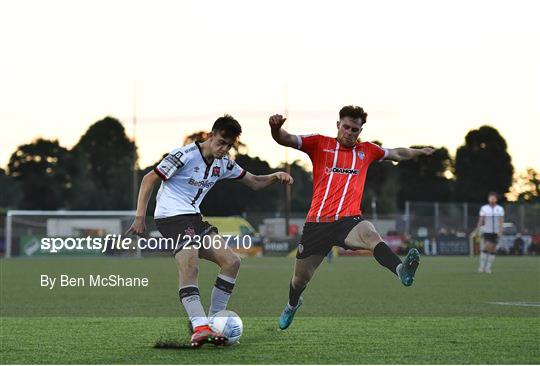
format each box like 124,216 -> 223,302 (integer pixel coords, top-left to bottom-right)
488,301 -> 540,307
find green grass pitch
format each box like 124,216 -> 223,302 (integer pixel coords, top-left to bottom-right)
1,255 -> 539,364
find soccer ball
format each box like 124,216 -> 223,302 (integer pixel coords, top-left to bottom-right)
208,310 -> 243,345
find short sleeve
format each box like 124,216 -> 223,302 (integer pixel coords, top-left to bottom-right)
479,206 -> 486,216
296,134 -> 322,156
499,207 -> 505,216
154,148 -> 187,181
221,158 -> 247,180
366,142 -> 388,162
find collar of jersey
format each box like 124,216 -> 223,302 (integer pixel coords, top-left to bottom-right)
334,138 -> 357,150
195,141 -> 214,166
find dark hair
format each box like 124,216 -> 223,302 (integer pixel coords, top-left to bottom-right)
339,105 -> 368,124
211,114 -> 242,139
488,191 -> 498,198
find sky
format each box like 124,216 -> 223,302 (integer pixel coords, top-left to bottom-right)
1,0 -> 539,173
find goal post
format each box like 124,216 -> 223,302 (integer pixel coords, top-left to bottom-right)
5,210 -> 138,259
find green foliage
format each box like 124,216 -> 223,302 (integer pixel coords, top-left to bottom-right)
455,125 -> 514,202
278,160 -> 313,212
397,146 -> 454,207
363,163 -> 399,215
202,154 -> 275,215
7,139 -> 76,209
3,122 -> 520,214
0,168 -> 22,209
362,140 -> 397,214
73,116 -> 136,209
516,168 -> 540,202
4,117 -> 136,210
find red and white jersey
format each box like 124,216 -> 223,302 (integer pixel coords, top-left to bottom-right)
294,134 -> 388,222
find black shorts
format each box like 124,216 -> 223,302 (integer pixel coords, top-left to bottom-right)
296,216 -> 364,259
483,233 -> 499,244
155,214 -> 218,255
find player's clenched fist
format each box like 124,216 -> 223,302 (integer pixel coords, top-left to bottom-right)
420,147 -> 435,156
269,114 -> 287,130
274,172 -> 294,185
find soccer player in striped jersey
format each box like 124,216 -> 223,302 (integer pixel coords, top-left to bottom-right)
269,106 -> 434,330
127,115 -> 293,346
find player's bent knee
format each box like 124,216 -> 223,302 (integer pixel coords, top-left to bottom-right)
357,226 -> 382,248
364,231 -> 382,247
291,277 -> 307,289
292,273 -> 311,288
223,253 -> 241,272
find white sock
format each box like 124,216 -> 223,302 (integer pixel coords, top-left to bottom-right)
479,252 -> 487,270
396,263 -> 403,278
179,285 -> 208,328
287,301 -> 300,310
209,274 -> 236,317
486,254 -> 496,270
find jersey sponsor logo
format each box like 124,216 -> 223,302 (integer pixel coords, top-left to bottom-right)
194,167 -> 200,173
324,167 -> 359,175
212,166 -> 221,177
188,178 -> 215,189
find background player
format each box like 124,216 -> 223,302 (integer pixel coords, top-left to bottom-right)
127,115 -> 293,346
269,106 -> 433,330
476,192 -> 504,274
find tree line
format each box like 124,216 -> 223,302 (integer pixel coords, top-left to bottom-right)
1,116 -> 538,215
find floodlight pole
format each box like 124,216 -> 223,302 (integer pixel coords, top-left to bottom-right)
284,87 -> 291,237
132,82 -> 138,211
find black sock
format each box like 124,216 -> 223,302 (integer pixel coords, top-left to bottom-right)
288,281 -> 305,307
373,242 -> 402,275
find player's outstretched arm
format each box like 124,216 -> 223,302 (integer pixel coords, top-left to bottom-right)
126,170 -> 161,236
240,171 -> 293,191
269,114 -> 298,148
385,147 -> 434,162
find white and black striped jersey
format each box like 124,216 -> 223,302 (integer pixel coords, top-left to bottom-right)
153,142 -> 246,218
479,204 -> 504,233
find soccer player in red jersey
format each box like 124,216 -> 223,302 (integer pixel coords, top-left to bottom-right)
270,105 -> 434,330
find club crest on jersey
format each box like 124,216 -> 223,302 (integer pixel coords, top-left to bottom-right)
226,160 -> 236,171
212,166 -> 221,177
297,243 -> 304,254
185,227 -> 196,237
357,151 -> 365,160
